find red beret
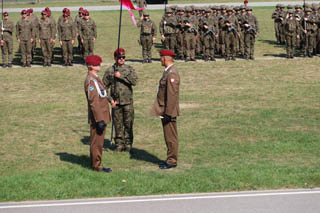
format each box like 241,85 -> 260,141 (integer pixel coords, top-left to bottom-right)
82,9 -> 89,16
63,8 -> 68,13
85,55 -> 102,66
64,9 -> 70,16
3,12 -> 8,16
79,7 -> 84,12
21,10 -> 27,15
244,0 -> 248,3
41,10 -> 47,15
45,7 -> 50,12
114,48 -> 125,57
159,49 -> 176,57
28,8 -> 33,13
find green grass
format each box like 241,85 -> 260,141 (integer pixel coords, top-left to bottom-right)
0,7 -> 320,202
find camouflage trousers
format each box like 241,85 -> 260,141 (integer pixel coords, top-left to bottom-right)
176,32 -> 184,58
82,39 -> 94,60
274,22 -> 281,43
203,35 -> 215,59
239,30 -> 245,55
219,30 -> 226,56
225,32 -> 237,57
244,33 -> 256,57
140,34 -> 153,60
40,39 -> 53,64
164,34 -> 176,53
113,103 -> 134,148
285,34 -> 296,57
184,33 -> 195,59
303,32 -> 316,56
61,40 -> 73,63
19,40 -> 32,64
1,38 -> 13,64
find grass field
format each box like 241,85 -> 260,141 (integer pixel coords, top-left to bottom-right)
0,7 -> 320,202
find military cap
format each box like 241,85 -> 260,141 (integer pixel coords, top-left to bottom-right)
185,6 -> 192,12
276,4 -> 280,8
143,11 -> 149,16
221,5 -> 227,10
21,9 -> 27,15
176,7 -> 184,11
304,3 -> 311,8
279,4 -> 285,8
85,55 -> 102,66
210,5 -> 216,10
312,5 -> 319,10
3,11 -> 8,16
114,48 -> 125,57
305,8 -> 312,12
287,5 -> 293,9
160,49 -> 175,57
287,9 -> 294,14
28,8 -> 33,13
239,5 -> 245,10
234,6 -> 240,11
200,7 -> 205,11
226,7 -> 233,11
171,5 -> 177,10
166,7 -> 173,13
205,8 -> 211,13
246,7 -> 252,11
216,6 -> 221,10
295,5 -> 302,9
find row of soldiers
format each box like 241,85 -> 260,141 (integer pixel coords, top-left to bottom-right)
137,5 -> 259,62
272,3 -> 320,58
1,7 -> 97,67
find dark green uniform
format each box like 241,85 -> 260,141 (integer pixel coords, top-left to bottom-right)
74,14 -> 83,55
175,10 -> 185,59
79,18 -> 97,60
58,17 -> 76,65
284,14 -> 300,58
48,15 -> 57,62
16,18 -> 35,66
29,14 -> 39,61
225,14 -> 240,60
103,64 -> 138,151
38,17 -> 55,65
160,11 -> 177,53
243,12 -> 259,59
302,11 -> 317,57
200,13 -> 218,61
183,8 -> 198,61
138,15 -> 157,62
1,19 -> 14,66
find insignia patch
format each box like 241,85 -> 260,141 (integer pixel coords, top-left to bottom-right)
89,86 -> 94,91
170,78 -> 175,83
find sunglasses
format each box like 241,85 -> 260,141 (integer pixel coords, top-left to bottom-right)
118,56 -> 125,59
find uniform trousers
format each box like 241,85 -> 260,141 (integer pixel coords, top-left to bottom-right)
90,122 -> 106,171
304,32 -> 316,55
1,38 -> 13,64
20,40 -> 32,64
140,34 -> 153,60
162,119 -> 178,166
40,39 -> 52,64
285,34 -> 296,57
164,34 -> 176,53
61,40 -> 73,63
83,38 -> 94,59
203,35 -> 215,59
225,32 -> 237,57
176,31 -> 184,58
244,33 -> 256,57
184,32 -> 195,59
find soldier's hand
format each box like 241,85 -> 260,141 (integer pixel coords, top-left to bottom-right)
96,120 -> 106,135
72,40 -> 74,45
161,35 -> 165,41
111,100 -> 118,108
93,38 -> 96,42
1,27 -> 4,31
0,40 -> 3,46
17,39 -> 21,44
204,25 -> 208,29
115,71 -> 121,78
59,41 -> 63,46
81,39 -> 84,43
297,35 -> 300,39
31,38 -> 34,43
164,21 -> 167,25
152,37 -> 156,42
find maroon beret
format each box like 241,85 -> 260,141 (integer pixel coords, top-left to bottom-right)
85,55 -> 102,66
41,10 -> 47,15
63,8 -> 68,13
159,49 -> 176,57
3,12 -> 8,16
114,48 -> 125,57
82,9 -> 89,16
79,7 -> 84,12
28,8 -> 33,13
21,10 -> 27,15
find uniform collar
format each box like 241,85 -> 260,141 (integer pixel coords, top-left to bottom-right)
165,64 -> 174,72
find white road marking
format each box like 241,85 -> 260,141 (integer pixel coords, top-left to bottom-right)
1,190 -> 320,209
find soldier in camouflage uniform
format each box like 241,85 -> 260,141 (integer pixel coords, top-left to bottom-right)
218,6 -> 227,57
284,10 -> 300,58
38,10 -> 55,66
16,9 -> 35,67
200,8 -> 218,61
237,5 -> 247,56
243,7 -> 259,60
302,8 -> 317,57
175,7 -> 185,59
58,10 -> 76,66
27,9 -> 38,63
294,5 -> 304,50
160,8 -> 177,53
103,48 -> 138,152
138,11 -> 157,63
183,7 -> 198,61
312,5 -> 320,54
224,7 -> 240,61
1,12 -> 14,68
278,5 -> 286,44
45,7 -> 57,63
79,10 -> 97,61
272,4 -> 283,44
75,7 -> 84,56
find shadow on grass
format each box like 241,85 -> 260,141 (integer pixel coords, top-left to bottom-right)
55,152 -> 91,169
81,136 -> 115,150
129,147 -> 162,165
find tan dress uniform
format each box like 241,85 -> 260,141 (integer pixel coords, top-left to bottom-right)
151,64 -> 180,167
84,73 -> 111,171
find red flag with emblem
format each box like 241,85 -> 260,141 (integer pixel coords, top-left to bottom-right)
119,0 -> 144,27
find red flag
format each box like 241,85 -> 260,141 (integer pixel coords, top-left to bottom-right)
119,0 -> 145,27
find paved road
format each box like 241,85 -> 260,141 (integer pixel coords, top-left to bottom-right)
1,189 -> 320,213
3,1 -> 316,12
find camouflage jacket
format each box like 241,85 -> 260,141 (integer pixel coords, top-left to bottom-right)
58,19 -> 76,41
1,20 -> 14,40
38,18 -> 55,39
138,19 -> 157,36
79,18 -> 97,40
58,15 -> 73,26
244,14 -> 259,34
103,64 -> 138,105
301,14 -> 318,32
16,18 -> 35,41
49,16 -> 57,39
200,16 -> 218,35
29,15 -> 39,38
160,15 -> 177,35
284,17 -> 300,36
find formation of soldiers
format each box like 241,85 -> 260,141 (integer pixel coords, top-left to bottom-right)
1,7 -> 96,67
138,5 -> 259,62
272,3 -> 320,58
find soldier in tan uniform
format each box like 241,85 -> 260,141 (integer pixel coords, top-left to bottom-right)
138,11 -> 157,63
84,55 -> 112,173
103,48 -> 138,152
16,9 -> 35,67
151,50 -> 180,169
38,10 -> 55,66
1,12 -> 14,68
79,10 -> 97,61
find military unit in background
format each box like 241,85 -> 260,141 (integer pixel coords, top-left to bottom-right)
155,5 -> 259,61
0,7 -> 96,68
272,3 -> 320,58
